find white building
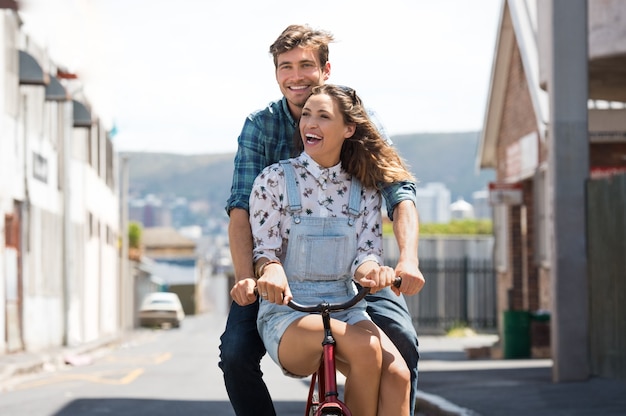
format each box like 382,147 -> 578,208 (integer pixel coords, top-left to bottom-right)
472,189 -> 491,220
415,182 -> 451,224
450,197 -> 475,220
0,7 -> 120,354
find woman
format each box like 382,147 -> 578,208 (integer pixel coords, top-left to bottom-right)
250,84 -> 414,415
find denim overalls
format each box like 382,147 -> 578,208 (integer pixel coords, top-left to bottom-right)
257,160 -> 371,374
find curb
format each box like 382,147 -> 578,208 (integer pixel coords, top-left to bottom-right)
0,334 -> 124,385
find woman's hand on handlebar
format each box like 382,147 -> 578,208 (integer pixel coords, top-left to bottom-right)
256,262 -> 293,305
356,263 -> 398,294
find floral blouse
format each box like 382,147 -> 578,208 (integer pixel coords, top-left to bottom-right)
249,152 -> 384,276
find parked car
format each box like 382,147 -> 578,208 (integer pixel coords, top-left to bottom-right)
139,292 -> 185,328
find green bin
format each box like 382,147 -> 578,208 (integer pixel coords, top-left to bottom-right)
503,310 -> 531,359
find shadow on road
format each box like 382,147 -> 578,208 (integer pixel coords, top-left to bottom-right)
53,398 -> 306,416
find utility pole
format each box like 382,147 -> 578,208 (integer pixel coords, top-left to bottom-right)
546,0 -> 590,382
62,100 -> 73,346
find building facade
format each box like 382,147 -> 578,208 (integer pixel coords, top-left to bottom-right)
1,7 -> 120,354
478,0 -> 626,380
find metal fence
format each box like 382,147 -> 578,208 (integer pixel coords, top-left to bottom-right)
587,173 -> 626,380
407,257 -> 497,333
384,236 -> 497,334
406,258 -> 497,334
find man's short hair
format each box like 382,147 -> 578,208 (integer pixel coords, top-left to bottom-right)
269,24 -> 334,68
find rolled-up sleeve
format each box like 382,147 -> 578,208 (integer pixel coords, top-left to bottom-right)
380,180 -> 417,221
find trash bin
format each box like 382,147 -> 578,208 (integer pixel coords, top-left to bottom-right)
503,310 -> 531,359
530,310 -> 551,358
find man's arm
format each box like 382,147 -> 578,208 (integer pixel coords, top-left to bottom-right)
228,208 -> 257,306
226,116 -> 268,306
391,200 -> 425,296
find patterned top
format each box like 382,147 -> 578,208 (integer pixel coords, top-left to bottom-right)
225,96 -> 417,220
250,152 -> 384,276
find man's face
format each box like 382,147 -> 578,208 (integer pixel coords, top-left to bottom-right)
275,47 -> 330,117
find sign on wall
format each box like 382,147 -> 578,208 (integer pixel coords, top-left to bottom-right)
488,182 -> 523,205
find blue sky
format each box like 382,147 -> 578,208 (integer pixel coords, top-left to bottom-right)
20,0 -> 502,154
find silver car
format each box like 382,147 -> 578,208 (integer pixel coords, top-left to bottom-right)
139,292 -> 185,328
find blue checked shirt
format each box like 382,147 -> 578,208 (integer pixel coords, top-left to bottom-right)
226,97 -> 416,220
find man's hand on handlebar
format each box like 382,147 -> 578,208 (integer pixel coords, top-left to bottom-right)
230,278 -> 258,306
394,257 -> 425,296
356,264 -> 397,294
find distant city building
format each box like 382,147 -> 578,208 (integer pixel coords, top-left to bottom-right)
129,194 -> 170,227
472,189 -> 492,219
450,197 -> 475,220
415,182 -> 451,223
130,194 -> 209,231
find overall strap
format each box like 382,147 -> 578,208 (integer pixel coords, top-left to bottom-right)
346,178 -> 362,226
279,160 -> 302,224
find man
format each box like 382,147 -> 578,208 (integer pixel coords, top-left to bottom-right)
219,24 -> 425,416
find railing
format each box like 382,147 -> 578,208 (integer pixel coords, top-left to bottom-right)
386,256 -> 497,334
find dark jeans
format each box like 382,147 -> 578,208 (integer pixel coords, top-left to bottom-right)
218,287 -> 419,416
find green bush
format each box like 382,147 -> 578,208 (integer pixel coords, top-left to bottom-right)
420,219 -> 493,235
128,221 -> 142,249
383,219 -> 492,236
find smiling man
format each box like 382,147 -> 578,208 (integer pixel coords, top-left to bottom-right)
219,24 -> 425,416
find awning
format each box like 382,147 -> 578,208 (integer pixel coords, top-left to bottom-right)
73,100 -> 92,128
45,75 -> 68,101
19,50 -> 48,86
0,0 -> 19,10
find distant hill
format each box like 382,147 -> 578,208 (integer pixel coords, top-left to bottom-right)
391,131 -> 495,200
124,152 -> 235,215
123,131 -> 495,217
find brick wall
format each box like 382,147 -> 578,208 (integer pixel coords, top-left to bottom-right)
495,36 -> 548,356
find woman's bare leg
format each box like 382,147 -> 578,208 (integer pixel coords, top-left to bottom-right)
370,324 -> 411,415
279,317 -> 382,416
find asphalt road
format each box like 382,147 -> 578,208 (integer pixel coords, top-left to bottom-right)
0,311 -> 312,416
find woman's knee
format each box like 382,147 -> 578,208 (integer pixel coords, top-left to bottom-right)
387,359 -> 411,388
349,334 -> 383,370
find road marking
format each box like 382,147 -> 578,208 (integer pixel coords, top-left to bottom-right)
105,352 -> 172,365
5,352 -> 173,391
154,352 -> 172,364
8,368 -> 145,390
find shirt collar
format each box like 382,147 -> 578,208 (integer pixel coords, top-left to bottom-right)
297,152 -> 344,189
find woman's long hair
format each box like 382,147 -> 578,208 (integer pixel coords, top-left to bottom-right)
293,84 -> 415,189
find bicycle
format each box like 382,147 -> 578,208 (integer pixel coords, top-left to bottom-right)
286,278 -> 402,416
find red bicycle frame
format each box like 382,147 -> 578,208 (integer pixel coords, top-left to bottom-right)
284,279 -> 401,416
288,286 -> 370,416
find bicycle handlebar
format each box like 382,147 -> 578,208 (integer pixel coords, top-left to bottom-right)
287,277 -> 402,313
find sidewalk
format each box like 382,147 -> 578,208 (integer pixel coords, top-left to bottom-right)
415,334 -> 626,416
0,333 -> 127,387
2,314 -> 626,416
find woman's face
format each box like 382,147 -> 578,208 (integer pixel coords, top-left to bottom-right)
299,93 -> 355,168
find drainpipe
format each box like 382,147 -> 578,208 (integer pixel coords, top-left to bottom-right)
62,99 -> 73,346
